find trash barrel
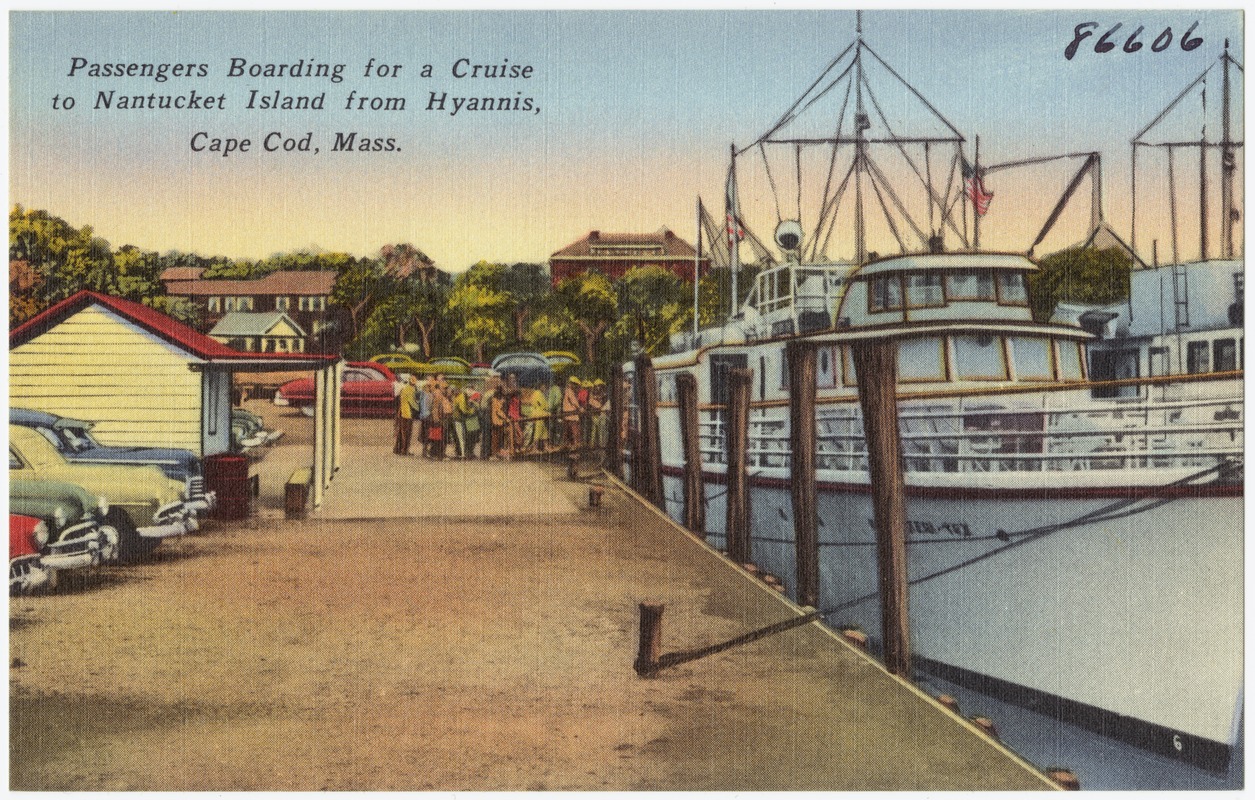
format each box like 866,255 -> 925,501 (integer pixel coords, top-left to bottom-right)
204,453 -> 251,521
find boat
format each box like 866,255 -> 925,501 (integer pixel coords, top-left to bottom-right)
622,18 -> 1243,778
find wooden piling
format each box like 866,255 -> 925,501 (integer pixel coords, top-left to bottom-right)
787,340 -> 820,608
607,363 -> 625,479
676,372 -> 706,538
851,340 -> 912,678
632,354 -> 664,508
725,367 -> 753,564
634,602 -> 665,677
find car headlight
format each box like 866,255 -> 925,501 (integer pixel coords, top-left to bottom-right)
98,496 -> 110,516
53,506 -> 67,529
33,520 -> 49,547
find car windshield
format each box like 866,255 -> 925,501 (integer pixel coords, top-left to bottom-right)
60,425 -> 98,452
353,367 -> 387,381
494,355 -> 543,369
34,426 -> 66,451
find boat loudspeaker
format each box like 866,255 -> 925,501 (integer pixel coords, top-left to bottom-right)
775,220 -> 804,253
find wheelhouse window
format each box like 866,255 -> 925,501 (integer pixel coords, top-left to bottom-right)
945,271 -> 995,301
816,346 -> 838,389
1009,336 -> 1054,381
1148,346 -> 1169,377
1214,338 -> 1237,372
1057,341 -> 1085,380
905,273 -> 945,308
868,275 -> 903,312
996,273 -> 1028,305
952,335 -> 1008,380
898,337 -> 947,382
1187,341 -> 1211,374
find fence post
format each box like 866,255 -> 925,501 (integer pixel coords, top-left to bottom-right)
675,372 -> 706,538
851,339 -> 911,678
725,367 -> 753,564
633,353 -> 664,508
787,341 -> 820,608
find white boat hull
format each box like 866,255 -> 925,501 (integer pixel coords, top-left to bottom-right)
652,466 -> 1242,770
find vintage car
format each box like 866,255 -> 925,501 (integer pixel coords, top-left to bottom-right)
10,425 -> 197,563
10,514 -> 51,594
9,478 -> 119,570
491,352 -> 554,389
232,408 -> 283,450
11,407 -> 217,512
369,352 -> 426,377
274,361 -> 398,417
543,351 -> 582,380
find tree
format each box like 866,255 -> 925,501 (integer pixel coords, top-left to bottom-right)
1030,246 -> 1132,321
10,205 -> 116,303
331,255 -> 394,343
550,271 -> 618,367
501,262 -> 551,345
611,265 -> 691,357
447,263 -> 512,362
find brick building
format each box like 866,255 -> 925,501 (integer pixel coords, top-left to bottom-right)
160,268 -> 338,351
548,227 -> 709,285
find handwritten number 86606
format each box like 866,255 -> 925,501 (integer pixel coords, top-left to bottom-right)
1065,22 -> 1202,60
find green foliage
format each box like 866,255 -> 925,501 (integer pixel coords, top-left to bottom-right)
1030,246 -> 1132,321
10,205 -> 117,302
611,266 -> 692,356
550,270 -> 618,367
447,268 -> 511,362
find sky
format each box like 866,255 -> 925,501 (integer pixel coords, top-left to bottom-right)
7,6 -> 1246,272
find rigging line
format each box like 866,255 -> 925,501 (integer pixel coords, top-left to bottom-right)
811,460 -> 1241,618
1133,63 -> 1213,142
862,149 -> 929,247
1168,145 -> 1181,264
777,58 -> 861,146
819,159 -> 860,257
760,142 -> 784,224
797,143 -> 804,229
925,142 -> 934,233
810,80 -> 855,260
864,162 -> 908,253
754,40 -> 858,149
984,151 -> 1099,175
861,40 -> 966,141
859,70 -> 965,244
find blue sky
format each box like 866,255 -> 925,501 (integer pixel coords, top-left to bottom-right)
8,7 -> 1245,269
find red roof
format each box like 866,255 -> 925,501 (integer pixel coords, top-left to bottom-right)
164,270 -> 336,297
158,266 -> 206,282
549,227 -> 700,260
10,291 -> 338,365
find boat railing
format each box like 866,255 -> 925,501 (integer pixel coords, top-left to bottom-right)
693,394 -> 1242,475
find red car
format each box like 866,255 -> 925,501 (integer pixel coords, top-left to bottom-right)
273,361 -> 398,418
10,514 -> 51,595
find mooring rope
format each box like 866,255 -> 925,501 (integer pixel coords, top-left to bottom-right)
640,459 -> 1240,674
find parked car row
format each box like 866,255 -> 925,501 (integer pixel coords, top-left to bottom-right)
9,407 -> 220,593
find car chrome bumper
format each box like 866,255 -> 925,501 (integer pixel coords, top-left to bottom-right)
186,490 -> 218,513
10,556 -> 51,594
140,503 -> 199,539
46,519 -> 114,567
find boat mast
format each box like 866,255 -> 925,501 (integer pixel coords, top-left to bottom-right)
729,143 -> 740,319
972,135 -> 982,251
1199,77 -> 1209,261
1221,39 -> 1236,259
854,12 -> 867,263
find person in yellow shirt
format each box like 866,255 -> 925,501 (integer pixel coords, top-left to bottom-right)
393,374 -> 419,455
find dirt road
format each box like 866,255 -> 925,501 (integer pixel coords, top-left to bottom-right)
10,410 -> 1050,791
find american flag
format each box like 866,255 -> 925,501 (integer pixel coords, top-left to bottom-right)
962,157 -> 994,217
726,213 -> 744,244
